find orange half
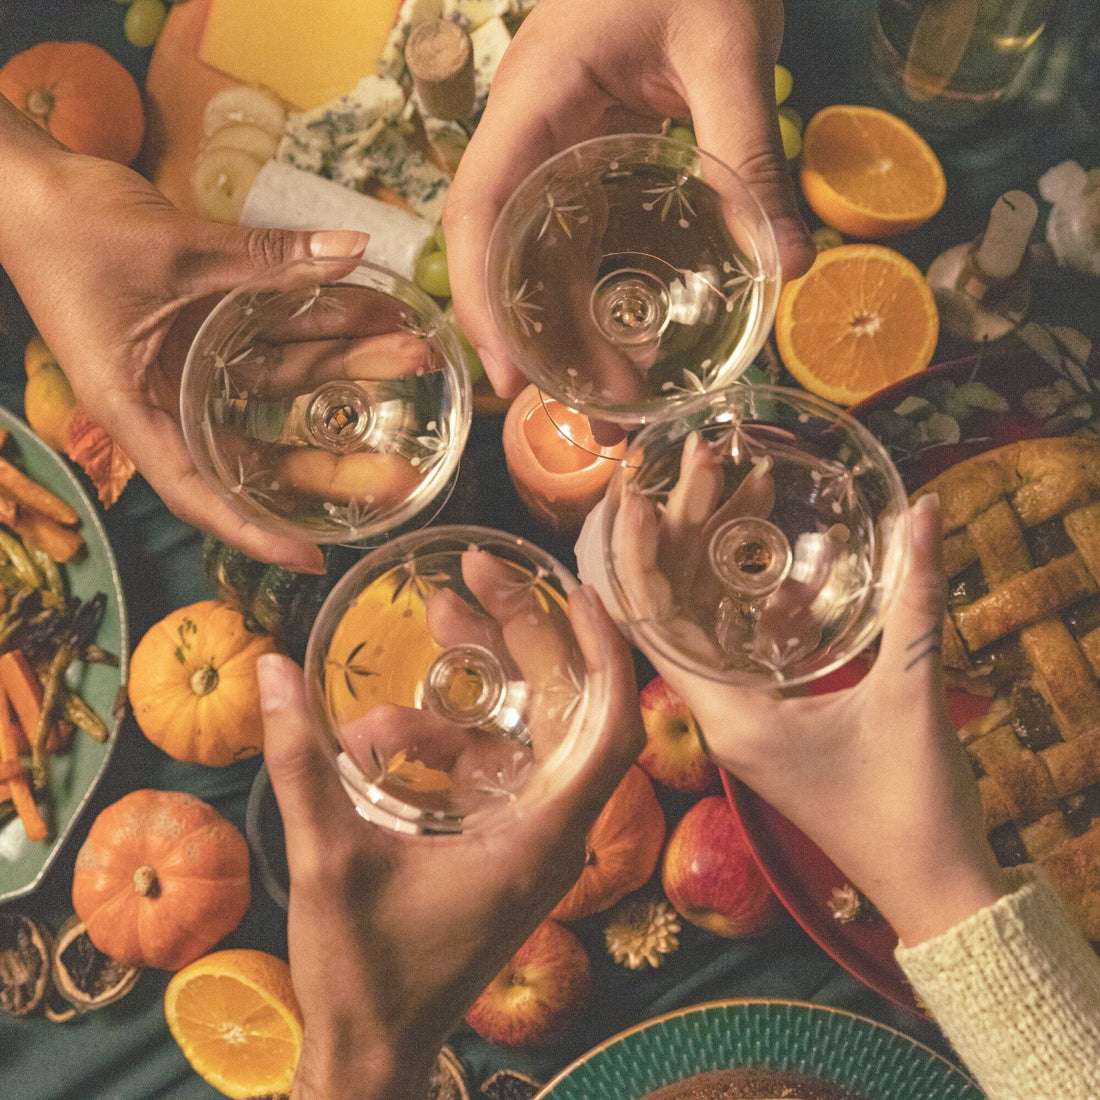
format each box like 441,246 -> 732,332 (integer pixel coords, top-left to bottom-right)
774,243 -> 939,406
164,949 -> 303,1100
799,104 -> 947,239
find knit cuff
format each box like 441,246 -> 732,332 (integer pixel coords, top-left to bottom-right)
895,876 -> 1100,1099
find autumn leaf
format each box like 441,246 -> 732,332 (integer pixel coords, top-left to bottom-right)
64,410 -> 136,508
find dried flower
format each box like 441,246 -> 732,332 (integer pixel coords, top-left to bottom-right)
604,897 -> 681,969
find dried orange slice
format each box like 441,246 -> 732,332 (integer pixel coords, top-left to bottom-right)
799,104 -> 946,238
774,243 -> 939,406
164,948 -> 303,1100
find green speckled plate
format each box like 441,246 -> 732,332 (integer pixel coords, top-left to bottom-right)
536,1000 -> 981,1100
0,407 -> 128,902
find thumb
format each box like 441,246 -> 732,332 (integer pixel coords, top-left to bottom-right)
870,492 -> 950,704
178,223 -> 370,301
258,652 -> 351,860
682,47 -> 815,282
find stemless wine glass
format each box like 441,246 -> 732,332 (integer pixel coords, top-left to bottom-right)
587,384 -> 911,689
181,255 -> 472,545
304,525 -> 601,835
486,132 -> 781,428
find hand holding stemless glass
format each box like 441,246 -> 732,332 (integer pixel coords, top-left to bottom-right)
257,585 -> 643,1100
444,0 -> 816,399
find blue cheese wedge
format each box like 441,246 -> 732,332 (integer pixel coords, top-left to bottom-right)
278,75 -> 405,176
362,125 -> 451,223
471,16 -> 513,110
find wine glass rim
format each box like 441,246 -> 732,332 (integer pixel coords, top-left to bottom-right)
485,131 -> 782,426
302,524 -> 598,835
603,381 -> 913,689
180,256 -> 473,545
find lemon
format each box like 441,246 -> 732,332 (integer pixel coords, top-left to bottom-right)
24,361 -> 77,452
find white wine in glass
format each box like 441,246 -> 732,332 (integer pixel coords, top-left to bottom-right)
304,525 -> 602,835
181,256 -> 472,545
487,133 -> 780,428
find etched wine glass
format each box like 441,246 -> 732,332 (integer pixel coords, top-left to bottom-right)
579,383 -> 912,688
486,132 -> 781,429
303,525 -> 600,835
181,255 -> 472,546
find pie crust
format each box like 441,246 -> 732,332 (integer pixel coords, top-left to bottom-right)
913,436 -> 1100,941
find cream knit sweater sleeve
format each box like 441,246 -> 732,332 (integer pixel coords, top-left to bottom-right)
895,876 -> 1100,1099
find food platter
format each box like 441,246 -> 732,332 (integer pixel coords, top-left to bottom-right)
727,339 -> 1099,1012
0,408 -> 128,903
535,999 -> 981,1099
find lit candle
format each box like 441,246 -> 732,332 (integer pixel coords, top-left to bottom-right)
502,384 -> 627,534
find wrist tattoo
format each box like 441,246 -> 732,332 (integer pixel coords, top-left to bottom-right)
905,626 -> 942,670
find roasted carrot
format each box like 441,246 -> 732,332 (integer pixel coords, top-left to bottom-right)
0,456 -> 78,526
0,651 -> 42,756
9,509 -> 84,563
0,681 -> 47,842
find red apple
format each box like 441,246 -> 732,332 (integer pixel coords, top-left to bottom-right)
661,795 -> 783,937
637,675 -> 721,793
464,919 -> 591,1047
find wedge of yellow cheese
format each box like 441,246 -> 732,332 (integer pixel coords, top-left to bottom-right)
199,0 -> 404,110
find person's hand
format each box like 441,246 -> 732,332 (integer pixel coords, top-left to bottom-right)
0,99 -> 370,574
637,493 -> 1009,947
444,0 -> 816,398
258,585 -> 643,1100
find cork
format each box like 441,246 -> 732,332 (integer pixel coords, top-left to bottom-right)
406,19 -> 476,122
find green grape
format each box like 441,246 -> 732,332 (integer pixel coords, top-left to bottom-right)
414,248 -> 451,299
777,108 -> 802,161
444,305 -> 484,385
432,222 -> 447,254
774,64 -> 793,105
666,124 -> 696,146
124,0 -> 167,47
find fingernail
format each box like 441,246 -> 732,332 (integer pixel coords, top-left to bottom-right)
256,653 -> 289,710
309,230 -> 370,257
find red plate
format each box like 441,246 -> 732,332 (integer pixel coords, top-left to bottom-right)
726,341 -> 1099,1014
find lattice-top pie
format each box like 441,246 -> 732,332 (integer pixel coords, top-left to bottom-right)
912,436 -> 1100,942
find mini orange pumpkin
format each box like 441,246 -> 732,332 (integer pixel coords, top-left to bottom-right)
550,765 -> 667,921
0,41 -> 146,165
129,599 -> 277,766
72,788 -> 251,970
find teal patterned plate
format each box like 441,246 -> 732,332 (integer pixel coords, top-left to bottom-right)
536,999 -> 981,1100
0,407 -> 128,902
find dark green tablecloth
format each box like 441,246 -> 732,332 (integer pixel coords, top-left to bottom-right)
0,1 -> 1097,1096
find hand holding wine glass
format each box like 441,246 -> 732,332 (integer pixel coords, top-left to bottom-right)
444,0 -> 815,398
257,583 -> 643,1099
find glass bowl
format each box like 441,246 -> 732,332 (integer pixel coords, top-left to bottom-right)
486,133 -> 780,428
596,383 -> 911,688
181,256 -> 472,545
304,524 -> 602,834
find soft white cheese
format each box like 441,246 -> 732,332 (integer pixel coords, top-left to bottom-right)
241,161 -> 435,279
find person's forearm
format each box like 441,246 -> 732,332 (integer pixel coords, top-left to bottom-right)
896,876 -> 1100,1099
